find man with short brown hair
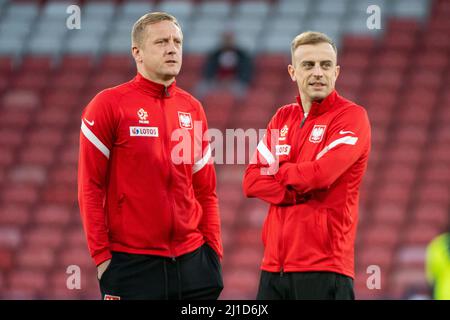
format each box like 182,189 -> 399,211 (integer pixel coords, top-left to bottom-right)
78,12 -> 223,300
243,31 -> 371,300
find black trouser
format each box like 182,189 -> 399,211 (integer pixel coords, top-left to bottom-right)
98,243 -> 223,300
256,271 -> 355,300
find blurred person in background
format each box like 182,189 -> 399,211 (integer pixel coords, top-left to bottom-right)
78,12 -> 223,300
243,31 -> 371,300
196,31 -> 253,98
426,221 -> 450,300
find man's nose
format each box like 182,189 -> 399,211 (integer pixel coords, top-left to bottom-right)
166,40 -> 178,55
312,64 -> 324,77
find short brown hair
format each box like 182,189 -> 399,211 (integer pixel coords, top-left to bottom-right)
132,12 -> 181,47
291,31 -> 337,60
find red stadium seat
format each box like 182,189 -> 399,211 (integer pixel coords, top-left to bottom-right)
19,147 -> 55,166
35,107 -> 71,128
238,199 -> 268,228
8,165 -> 46,186
48,165 -> 77,186
2,184 -> 39,205
49,72 -> 88,91
235,228 -> 263,247
402,224 -> 444,246
11,71 -> 49,91
57,246 -> 94,270
42,89 -> 80,110
99,54 -> 134,71
1,89 -> 40,110
422,165 -> 450,184
252,70 -> 286,90
382,32 -> 416,51
427,144 -> 450,163
16,246 -> 55,270
0,146 -> 15,169
7,269 -> 48,295
27,128 -> 63,147
427,17 -> 450,32
412,203 -> 449,228
0,56 -> 13,74
0,205 -> 30,227
374,181 -> 411,209
361,224 -> 400,249
357,245 -> 395,274
41,184 -> 77,205
59,55 -> 94,72
413,50 -> 449,69
386,18 -> 420,33
59,145 -> 79,165
341,35 -> 376,53
338,52 -> 370,70
374,50 -> 409,70
385,144 -> 423,165
379,163 -> 417,184
0,226 -> 21,249
23,227 -> 64,249
182,54 -> 206,72
254,54 -> 289,71
0,109 -> 32,129
65,228 -> 88,247
91,71 -> 130,91
34,204 -> 71,227
227,245 -> 263,269
367,69 -> 404,91
21,56 -> 53,73
417,183 -> 450,206
0,248 -> 13,270
221,267 -> 259,300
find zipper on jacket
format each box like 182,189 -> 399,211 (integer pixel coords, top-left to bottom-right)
159,93 -> 176,258
300,112 -> 308,128
279,111 -> 308,275
278,210 -> 287,276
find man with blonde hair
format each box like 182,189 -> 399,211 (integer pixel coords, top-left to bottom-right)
78,12 -> 223,300
243,31 -> 371,299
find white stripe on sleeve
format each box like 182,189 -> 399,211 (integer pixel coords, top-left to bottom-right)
80,120 -> 110,159
316,136 -> 358,160
192,144 -> 212,174
257,139 -> 275,165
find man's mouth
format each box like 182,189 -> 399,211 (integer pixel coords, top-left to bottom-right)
309,82 -> 326,88
165,60 -> 177,64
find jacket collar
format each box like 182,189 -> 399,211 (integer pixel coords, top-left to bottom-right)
296,90 -> 337,117
133,72 -> 176,98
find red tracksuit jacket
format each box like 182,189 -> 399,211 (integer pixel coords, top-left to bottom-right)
78,73 -> 222,266
243,90 -> 371,278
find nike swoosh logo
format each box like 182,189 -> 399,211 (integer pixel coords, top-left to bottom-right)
84,118 -> 94,126
339,130 -> 355,135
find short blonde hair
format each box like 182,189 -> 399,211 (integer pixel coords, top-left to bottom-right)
291,31 -> 337,60
132,12 -> 181,47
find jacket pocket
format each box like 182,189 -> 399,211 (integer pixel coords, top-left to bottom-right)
98,253 -> 115,282
321,209 -> 333,255
108,193 -> 125,241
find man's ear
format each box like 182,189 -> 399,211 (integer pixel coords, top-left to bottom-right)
132,46 -> 142,63
288,64 -> 296,82
335,65 -> 340,80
